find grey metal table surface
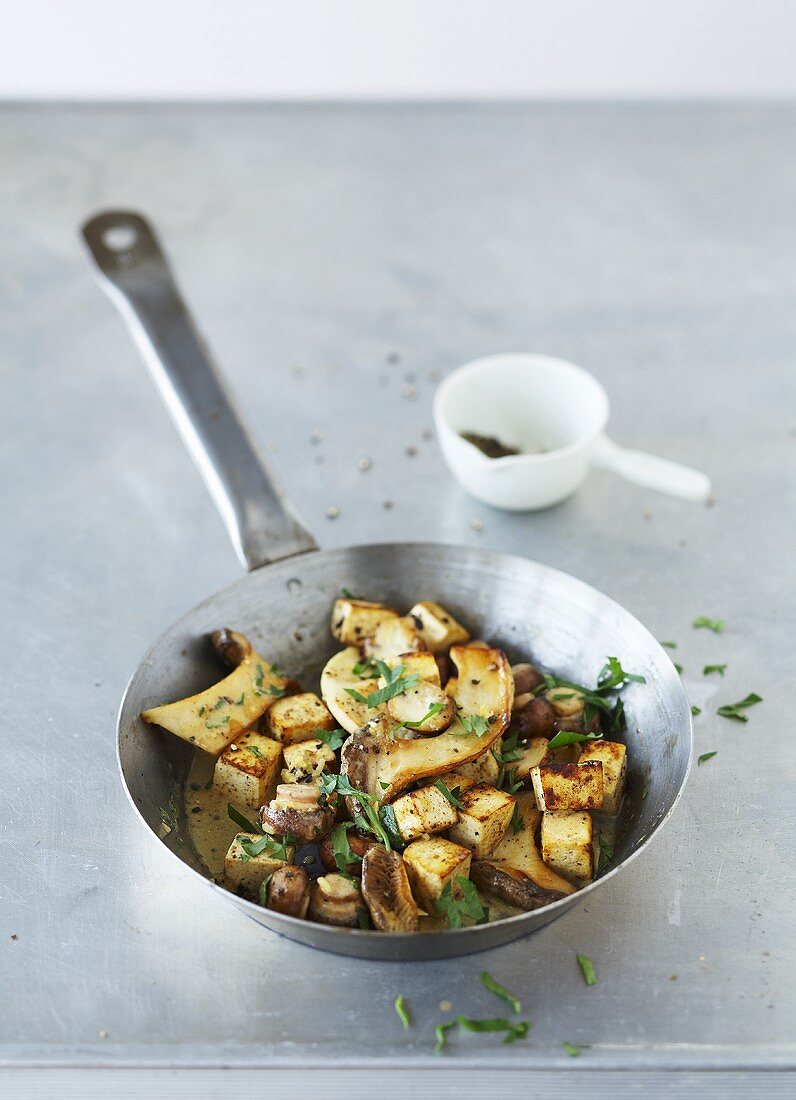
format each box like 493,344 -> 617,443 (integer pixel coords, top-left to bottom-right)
1,103 -> 794,1098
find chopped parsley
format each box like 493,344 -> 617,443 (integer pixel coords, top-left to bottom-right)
562,1041 -> 587,1057
673,663 -> 684,674
479,970 -> 521,1014
394,995 -> 410,1029
344,660 -> 419,708
434,1020 -> 456,1054
227,803 -> 262,834
454,712 -> 491,737
693,616 -> 726,633
457,1015 -> 531,1044
576,953 -> 597,986
433,877 -> 489,929
698,751 -> 718,766
257,874 -> 273,905
238,832 -> 295,863
351,657 -> 378,678
394,701 -> 445,734
717,693 -> 762,722
316,727 -> 347,751
546,729 -> 604,750
329,822 -> 362,880
596,656 -> 646,691
319,773 -> 398,851
268,685 -> 288,697
248,744 -> 266,759
509,802 -> 525,834
703,664 -> 727,677
434,780 -> 465,810
204,715 -> 231,729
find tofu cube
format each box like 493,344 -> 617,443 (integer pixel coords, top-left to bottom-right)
541,811 -> 594,883
363,615 -> 422,660
381,650 -> 441,686
578,740 -> 627,816
281,738 -> 337,784
403,837 -> 472,910
213,731 -> 282,809
452,747 -> 500,787
512,738 -> 549,783
224,832 -> 292,896
448,784 -> 516,857
530,762 -> 604,812
392,784 -> 459,842
265,692 -> 335,745
408,601 -> 471,653
331,598 -> 398,645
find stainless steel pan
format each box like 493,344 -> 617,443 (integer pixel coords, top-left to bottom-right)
82,210 -> 693,961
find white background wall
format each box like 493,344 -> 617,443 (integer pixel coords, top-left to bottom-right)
2,0 -> 795,100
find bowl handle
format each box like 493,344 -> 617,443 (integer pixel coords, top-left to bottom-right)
592,435 -> 712,502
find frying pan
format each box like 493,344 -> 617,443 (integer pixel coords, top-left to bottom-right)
82,211 -> 693,961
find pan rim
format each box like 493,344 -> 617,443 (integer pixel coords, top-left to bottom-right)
116,539 -> 694,942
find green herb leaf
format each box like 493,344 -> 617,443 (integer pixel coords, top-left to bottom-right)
703,664 -> 727,677
248,744 -> 265,759
562,1041 -> 587,1057
204,715 -> 231,729
379,803 -> 404,850
576,953 -> 597,986
238,832 -> 295,863
455,712 -> 491,737
330,822 -> 362,879
399,701 -> 445,731
673,663 -> 683,674
698,751 -> 718,766
597,832 -> 614,873
509,802 -> 525,835
546,729 -> 604,751
693,616 -> 726,633
316,727 -> 347,751
433,877 -> 489,928
268,685 -> 288,697
642,784 -> 649,800
480,970 -> 521,1014
691,705 -> 702,716
352,657 -> 378,678
341,587 -> 359,599
258,874 -> 273,906
227,803 -> 262,834
394,995 -> 410,1029
596,656 -> 646,691
660,641 -> 677,649
434,780 -> 465,810
319,774 -> 394,851
457,1015 -> 531,1044
717,693 -> 762,722
434,1020 -> 456,1054
345,660 -> 420,708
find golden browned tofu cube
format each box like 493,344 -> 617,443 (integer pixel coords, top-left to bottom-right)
578,740 -> 627,816
530,762 -> 604,812
540,811 -> 594,883
448,784 -> 516,857
392,784 -> 459,842
408,601 -> 471,653
364,615 -> 423,660
265,692 -> 335,745
213,731 -> 282,809
512,738 -> 549,782
331,598 -> 398,645
454,747 -> 500,786
281,738 -> 337,784
382,650 -> 440,685
403,837 -> 472,910
224,832 -> 292,896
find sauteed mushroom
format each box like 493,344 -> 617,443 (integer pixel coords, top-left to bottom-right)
211,627 -> 252,667
266,865 -> 311,919
309,873 -> 364,927
361,847 -> 420,932
259,783 -> 335,843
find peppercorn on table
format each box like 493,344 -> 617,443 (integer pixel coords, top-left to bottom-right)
1,103 -> 794,1098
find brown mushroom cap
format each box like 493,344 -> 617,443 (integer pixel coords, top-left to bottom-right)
210,628 -> 253,667
512,697 -> 556,739
259,802 -> 335,843
266,865 -> 311,919
361,847 -> 420,932
511,663 -> 544,696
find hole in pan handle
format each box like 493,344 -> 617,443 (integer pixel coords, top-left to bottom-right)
80,210 -> 318,571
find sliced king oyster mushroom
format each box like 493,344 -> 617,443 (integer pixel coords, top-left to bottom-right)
361,847 -> 420,932
340,645 -> 513,803
320,646 -> 385,733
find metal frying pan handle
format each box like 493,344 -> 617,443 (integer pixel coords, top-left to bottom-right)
81,211 -> 317,571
